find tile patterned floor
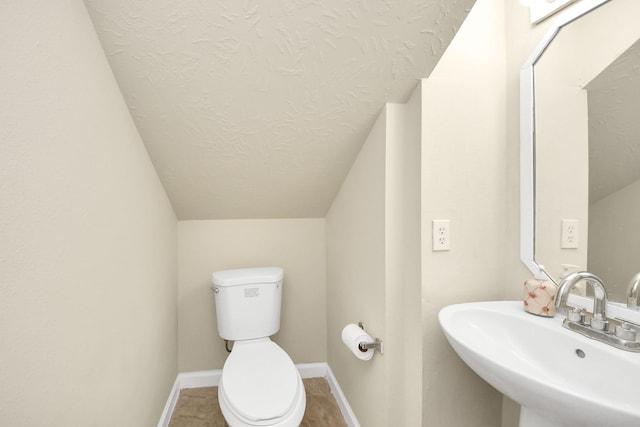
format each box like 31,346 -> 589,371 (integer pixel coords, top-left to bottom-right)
168,377 -> 348,427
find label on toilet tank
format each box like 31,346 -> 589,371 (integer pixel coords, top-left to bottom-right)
244,287 -> 260,298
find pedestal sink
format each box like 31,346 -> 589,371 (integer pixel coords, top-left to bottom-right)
439,301 -> 640,427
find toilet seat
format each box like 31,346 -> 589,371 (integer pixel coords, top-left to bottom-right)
220,339 -> 302,423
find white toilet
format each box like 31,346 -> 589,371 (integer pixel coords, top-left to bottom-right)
212,267 -> 306,427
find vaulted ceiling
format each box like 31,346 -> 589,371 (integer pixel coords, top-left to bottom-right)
588,38 -> 640,204
84,0 -> 475,219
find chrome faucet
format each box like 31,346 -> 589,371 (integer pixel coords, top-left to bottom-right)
556,271 -> 609,331
626,273 -> 640,310
555,271 -> 640,352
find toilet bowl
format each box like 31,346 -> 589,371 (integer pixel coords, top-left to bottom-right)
212,267 -> 306,426
218,338 -> 305,427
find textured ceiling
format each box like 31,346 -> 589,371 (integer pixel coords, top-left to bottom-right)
588,38 -> 640,204
84,0 -> 475,219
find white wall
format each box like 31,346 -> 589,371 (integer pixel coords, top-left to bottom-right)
177,219 -> 326,371
420,0 -> 507,425
0,1 -> 178,426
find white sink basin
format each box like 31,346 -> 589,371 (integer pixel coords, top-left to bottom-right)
439,301 -> 640,427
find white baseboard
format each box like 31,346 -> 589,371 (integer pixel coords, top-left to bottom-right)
157,362 -> 359,427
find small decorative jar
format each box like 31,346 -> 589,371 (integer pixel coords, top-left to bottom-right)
523,278 -> 557,317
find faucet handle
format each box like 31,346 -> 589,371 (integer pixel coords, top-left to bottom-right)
590,315 -> 609,332
614,316 -> 640,330
615,322 -> 637,341
567,306 -> 586,323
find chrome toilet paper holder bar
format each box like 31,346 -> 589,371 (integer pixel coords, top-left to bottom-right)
357,321 -> 384,354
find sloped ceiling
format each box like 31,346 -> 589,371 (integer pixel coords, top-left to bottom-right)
588,38 -> 640,204
84,0 -> 475,219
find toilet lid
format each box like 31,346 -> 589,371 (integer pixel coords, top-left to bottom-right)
221,340 -> 299,422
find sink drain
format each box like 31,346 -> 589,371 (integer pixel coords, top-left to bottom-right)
575,348 -> 586,358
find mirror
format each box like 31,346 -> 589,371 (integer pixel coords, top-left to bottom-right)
586,40 -> 640,301
521,0 -> 640,304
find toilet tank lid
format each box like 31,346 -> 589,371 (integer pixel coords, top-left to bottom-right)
212,267 -> 283,288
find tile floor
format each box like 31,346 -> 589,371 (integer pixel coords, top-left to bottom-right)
168,377 -> 348,427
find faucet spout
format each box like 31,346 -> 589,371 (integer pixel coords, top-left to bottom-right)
556,271 -> 609,330
627,273 -> 640,310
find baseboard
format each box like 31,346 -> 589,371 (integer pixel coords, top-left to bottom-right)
157,362 -> 359,427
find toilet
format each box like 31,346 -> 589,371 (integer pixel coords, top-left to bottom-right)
212,267 -> 306,427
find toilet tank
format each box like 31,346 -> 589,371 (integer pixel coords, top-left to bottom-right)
212,267 -> 283,341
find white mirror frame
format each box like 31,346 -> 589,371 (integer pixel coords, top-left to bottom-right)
519,0 -> 611,283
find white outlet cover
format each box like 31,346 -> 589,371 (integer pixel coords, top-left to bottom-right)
561,219 -> 579,249
432,219 -> 450,251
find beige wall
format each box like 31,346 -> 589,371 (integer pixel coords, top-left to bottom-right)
5,1 -> 627,426
385,89 -> 423,427
177,219 -> 326,371
421,0 -> 507,425
589,179 -> 640,301
326,78 -> 422,425
326,106 -> 387,427
0,1 -> 178,426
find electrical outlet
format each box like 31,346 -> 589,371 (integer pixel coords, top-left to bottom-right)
432,220 -> 450,251
561,219 -> 579,249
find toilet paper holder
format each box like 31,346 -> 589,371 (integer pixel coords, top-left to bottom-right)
357,321 -> 384,354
